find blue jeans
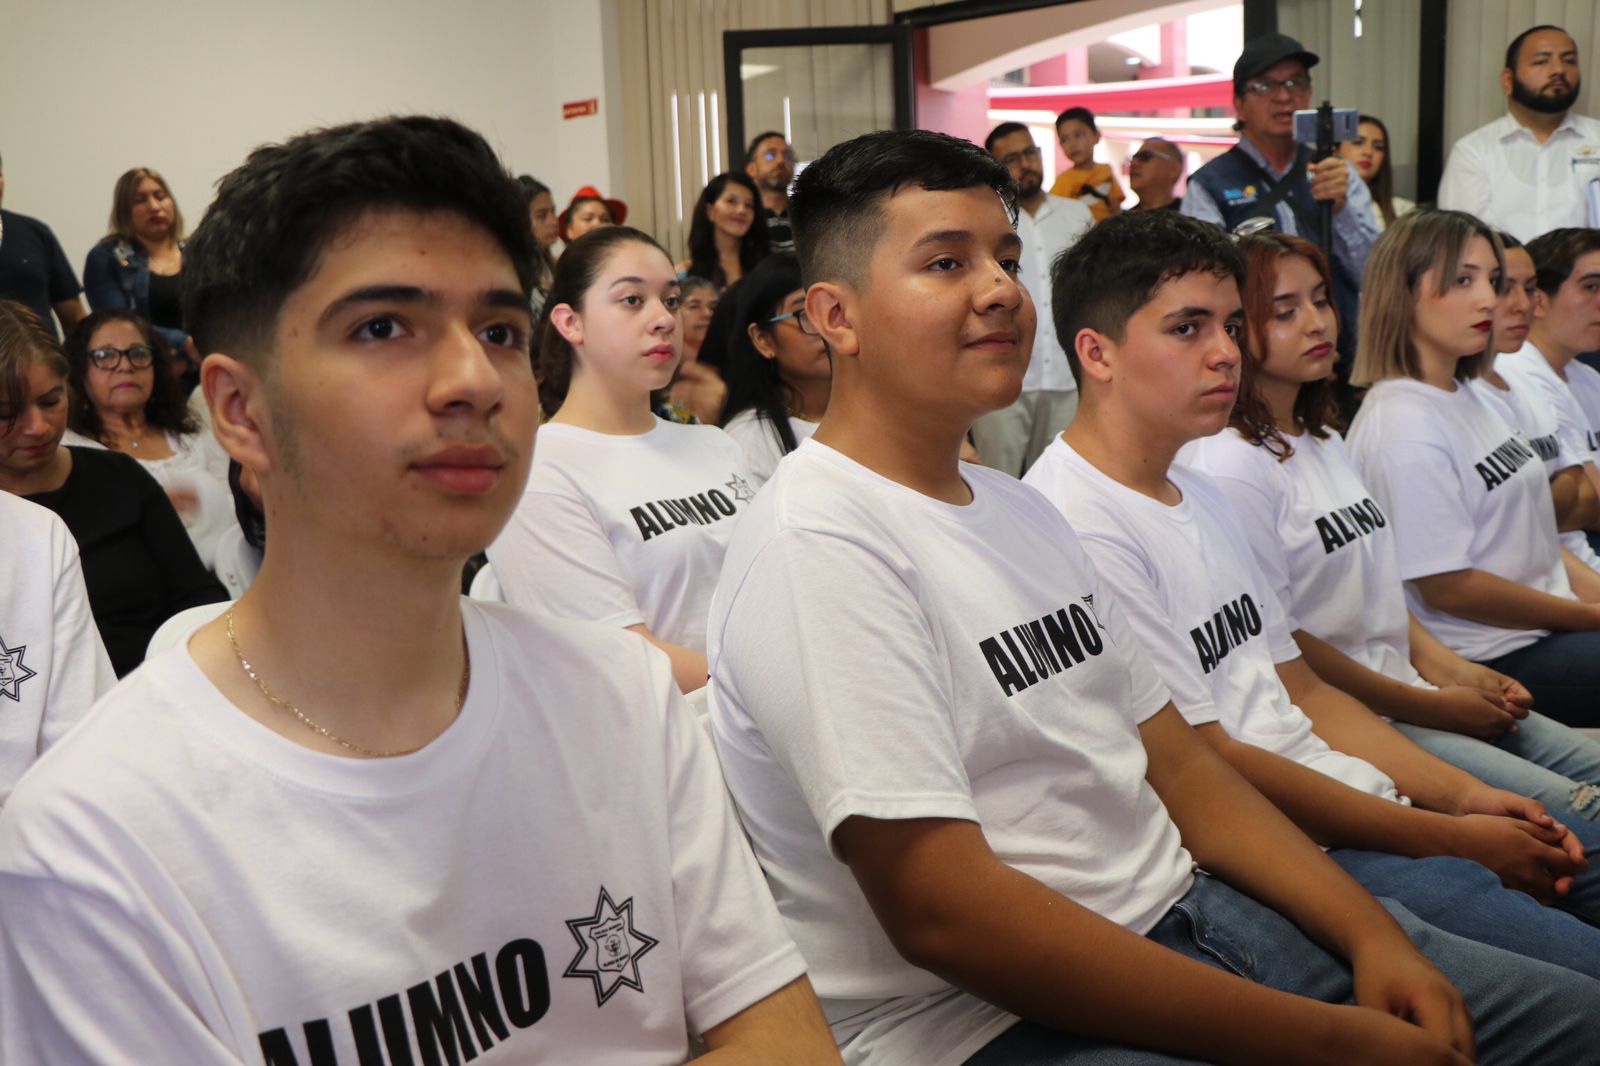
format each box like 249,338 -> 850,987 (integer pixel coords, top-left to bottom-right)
1394,713 -> 1600,925
1478,633 -> 1600,727
962,873 -> 1600,1065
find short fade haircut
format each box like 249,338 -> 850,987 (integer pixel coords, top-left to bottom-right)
1051,211 -> 1244,386
788,129 -> 1016,288
183,115 -> 537,365
1524,227 -> 1600,296
746,131 -> 788,164
1506,24 -> 1571,71
1055,107 -> 1098,132
984,121 -> 1030,154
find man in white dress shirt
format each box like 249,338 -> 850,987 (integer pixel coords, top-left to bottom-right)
1439,25 -> 1600,241
973,122 -> 1094,477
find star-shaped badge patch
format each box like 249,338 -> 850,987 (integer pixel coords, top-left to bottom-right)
563,886 -> 659,1007
0,635 -> 38,703
726,475 -> 756,504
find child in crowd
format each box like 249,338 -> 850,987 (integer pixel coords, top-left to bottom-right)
488,226 -> 756,692
1049,107 -> 1124,221
0,489 -> 113,805
1348,211 -> 1600,727
719,252 -> 829,487
709,126 -> 1600,1066
0,115 -> 836,1064
1180,229 -> 1600,924
1026,208 -> 1600,962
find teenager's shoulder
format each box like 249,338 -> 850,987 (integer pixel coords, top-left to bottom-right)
1180,427 -> 1284,484
467,600 -> 677,711
0,491 -> 71,554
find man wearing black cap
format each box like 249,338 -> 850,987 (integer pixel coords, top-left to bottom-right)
1185,33 -> 1378,368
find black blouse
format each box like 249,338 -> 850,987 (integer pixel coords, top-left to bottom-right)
26,447 -> 226,676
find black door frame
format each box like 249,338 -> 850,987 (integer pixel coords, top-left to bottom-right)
723,25 -> 914,167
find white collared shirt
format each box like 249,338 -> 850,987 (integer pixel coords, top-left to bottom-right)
1438,112 -> 1600,241
1016,194 -> 1094,393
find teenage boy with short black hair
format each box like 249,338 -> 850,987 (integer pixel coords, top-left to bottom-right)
0,115 -> 837,1065
708,127 -> 1600,1066
1025,208 -> 1600,969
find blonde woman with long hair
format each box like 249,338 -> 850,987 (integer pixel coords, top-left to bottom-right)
1347,209 -> 1600,727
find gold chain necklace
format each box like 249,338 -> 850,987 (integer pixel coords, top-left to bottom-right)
224,607 -> 469,758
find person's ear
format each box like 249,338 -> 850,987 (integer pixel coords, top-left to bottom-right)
1500,67 -> 1515,99
806,281 -> 860,360
747,322 -> 778,360
202,353 -> 271,477
1532,288 -> 1551,321
550,304 -> 583,347
1073,327 -> 1117,386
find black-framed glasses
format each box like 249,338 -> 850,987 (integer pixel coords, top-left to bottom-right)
87,345 -> 155,370
766,308 -> 816,335
998,146 -> 1043,170
1244,76 -> 1311,98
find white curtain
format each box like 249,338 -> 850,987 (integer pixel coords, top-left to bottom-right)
616,0 -> 890,259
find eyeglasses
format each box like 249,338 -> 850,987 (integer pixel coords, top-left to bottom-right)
1131,149 -> 1181,164
87,345 -> 155,370
1244,76 -> 1312,97
998,146 -> 1043,170
762,149 -> 797,164
765,308 -> 817,335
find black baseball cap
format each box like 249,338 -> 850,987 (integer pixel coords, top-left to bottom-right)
1233,32 -> 1320,92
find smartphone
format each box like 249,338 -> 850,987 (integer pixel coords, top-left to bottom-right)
1293,107 -> 1359,146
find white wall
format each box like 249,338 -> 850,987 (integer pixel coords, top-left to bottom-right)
0,0 -> 625,275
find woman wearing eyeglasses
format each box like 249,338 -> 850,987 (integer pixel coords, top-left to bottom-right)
0,301 -> 224,676
719,254 -> 828,488
63,309 -> 234,571
487,228 -> 756,693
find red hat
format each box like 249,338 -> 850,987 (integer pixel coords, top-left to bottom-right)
559,186 -> 628,238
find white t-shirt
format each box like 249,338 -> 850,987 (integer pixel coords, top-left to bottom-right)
1182,427 -> 1423,687
1347,378 -> 1572,661
1016,195 -> 1094,394
1025,440 -> 1401,801
63,428 -> 235,571
0,601 -> 805,1064
1499,344 -> 1600,467
1437,112 -> 1600,242
0,493 -> 114,805
721,408 -> 817,489
708,440 -> 1192,1066
488,419 -> 756,651
1471,367 -> 1600,572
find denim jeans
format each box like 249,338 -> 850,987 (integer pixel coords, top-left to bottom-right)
1394,712 -> 1600,925
962,873 -> 1600,1065
1477,633 -> 1600,727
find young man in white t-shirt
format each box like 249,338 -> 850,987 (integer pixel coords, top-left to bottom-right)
0,491 -> 114,805
1024,209 -> 1600,968
0,116 -> 837,1065
708,127 -> 1600,1066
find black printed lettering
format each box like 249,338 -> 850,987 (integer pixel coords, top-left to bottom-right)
1316,516 -> 1343,553
407,970 -> 475,1066
497,939 -> 551,1029
631,506 -> 663,541
1191,627 -> 1218,674
980,604 -> 1106,696
689,494 -> 718,522
454,954 -> 511,1052
259,1030 -> 302,1066
349,1004 -> 388,1066
1190,594 -> 1261,674
709,489 -> 737,516
1068,604 -> 1104,655
981,636 -> 1030,696
378,994 -> 416,1066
